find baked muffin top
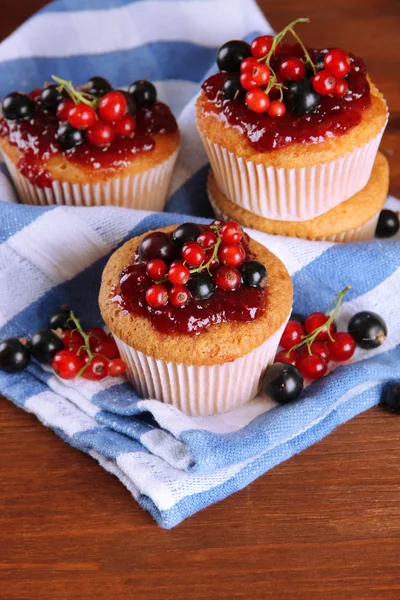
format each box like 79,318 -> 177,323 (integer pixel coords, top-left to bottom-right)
99,223 -> 293,366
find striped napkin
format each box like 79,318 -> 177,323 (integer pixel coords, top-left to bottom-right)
0,0 -> 399,528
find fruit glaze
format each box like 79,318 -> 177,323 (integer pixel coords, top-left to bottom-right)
201,18 -> 371,151
0,76 -> 177,188
113,221 -> 268,335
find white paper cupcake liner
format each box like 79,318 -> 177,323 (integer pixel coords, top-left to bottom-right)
2,148 -> 179,210
199,124 -> 385,221
112,320 -> 287,417
208,186 -> 379,243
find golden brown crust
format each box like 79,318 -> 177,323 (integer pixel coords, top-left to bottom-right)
99,225 -> 293,366
207,152 -> 389,239
0,131 -> 180,184
196,81 -> 388,168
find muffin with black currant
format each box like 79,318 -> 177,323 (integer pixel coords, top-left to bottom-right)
196,18 -> 388,221
99,219 -> 293,416
0,76 -> 180,209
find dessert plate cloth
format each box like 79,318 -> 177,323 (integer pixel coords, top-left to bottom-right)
0,0 -> 399,529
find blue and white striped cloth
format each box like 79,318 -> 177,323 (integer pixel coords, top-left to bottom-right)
0,0 -> 399,529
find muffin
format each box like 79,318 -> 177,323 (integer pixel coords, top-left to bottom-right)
99,220 -> 293,416
208,152 -> 389,243
0,76 -> 180,209
196,19 -> 388,221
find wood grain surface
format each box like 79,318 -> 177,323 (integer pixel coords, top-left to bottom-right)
0,1 -> 399,599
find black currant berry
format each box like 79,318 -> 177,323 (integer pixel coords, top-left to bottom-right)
171,223 -> 202,246
187,273 -> 215,300
222,76 -> 246,101
375,209 -> 400,239
238,260 -> 267,287
380,383 -> 400,414
262,362 -> 304,404
128,80 -> 157,105
49,308 -> 71,330
30,329 -> 64,363
0,338 -> 31,373
138,232 -> 177,263
55,123 -> 85,151
217,40 -> 252,73
290,313 -> 306,325
84,76 -> 112,97
348,311 -> 387,350
2,92 -> 35,121
116,89 -> 136,116
40,85 -> 64,113
285,79 -> 321,115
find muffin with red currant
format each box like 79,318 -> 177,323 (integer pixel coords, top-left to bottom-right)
99,220 -> 293,416
196,18 -> 388,221
0,76 -> 180,209
208,152 -> 389,242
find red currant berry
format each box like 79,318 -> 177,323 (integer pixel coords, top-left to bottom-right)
87,121 -> 115,147
221,221 -> 243,244
304,312 -> 336,341
61,329 -> 83,347
245,89 -> 270,113
146,284 -> 169,308
327,332 -> 356,361
267,100 -> 287,118
313,70 -> 337,96
279,57 -> 305,81
274,349 -> 301,367
98,90 -> 127,123
56,98 -> 74,121
204,250 -> 219,271
169,284 -> 191,308
29,88 -> 42,101
146,258 -> 167,281
114,114 -> 137,138
218,244 -> 246,267
67,103 -> 97,129
52,350 -> 84,379
240,57 -> 259,73
215,266 -> 241,291
332,79 -> 349,98
93,338 -> 120,360
181,242 -> 205,267
251,35 -> 273,59
86,327 -> 108,341
82,356 -> 109,381
300,341 -> 330,363
280,320 -> 305,350
197,231 -> 217,249
252,63 -> 271,86
168,261 -> 190,285
298,354 -> 328,380
240,72 -> 258,91
324,48 -> 351,78
107,358 -> 127,377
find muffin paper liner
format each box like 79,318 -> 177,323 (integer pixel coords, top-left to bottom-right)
208,185 -> 379,243
2,148 -> 179,210
112,320 -> 287,417
199,124 -> 385,221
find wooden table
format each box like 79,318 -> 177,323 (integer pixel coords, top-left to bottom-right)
1,1 -> 399,598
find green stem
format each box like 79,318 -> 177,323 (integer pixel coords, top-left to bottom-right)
287,285 -> 351,356
52,75 -> 98,108
67,311 -> 95,377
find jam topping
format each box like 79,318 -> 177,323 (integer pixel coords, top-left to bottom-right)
0,101 -> 177,188
113,222 -> 268,336
202,45 -> 371,151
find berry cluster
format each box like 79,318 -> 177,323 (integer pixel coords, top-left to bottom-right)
1,76 -> 158,151
262,287 -> 388,405
0,307 -> 126,381
217,17 -> 352,116
137,221 -> 267,309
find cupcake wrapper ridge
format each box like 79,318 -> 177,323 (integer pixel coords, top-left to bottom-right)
2,148 -> 179,210
112,320 -> 287,417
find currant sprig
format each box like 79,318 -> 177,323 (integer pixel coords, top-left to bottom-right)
288,284 -> 351,356
65,310 -> 95,376
52,75 -> 98,108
